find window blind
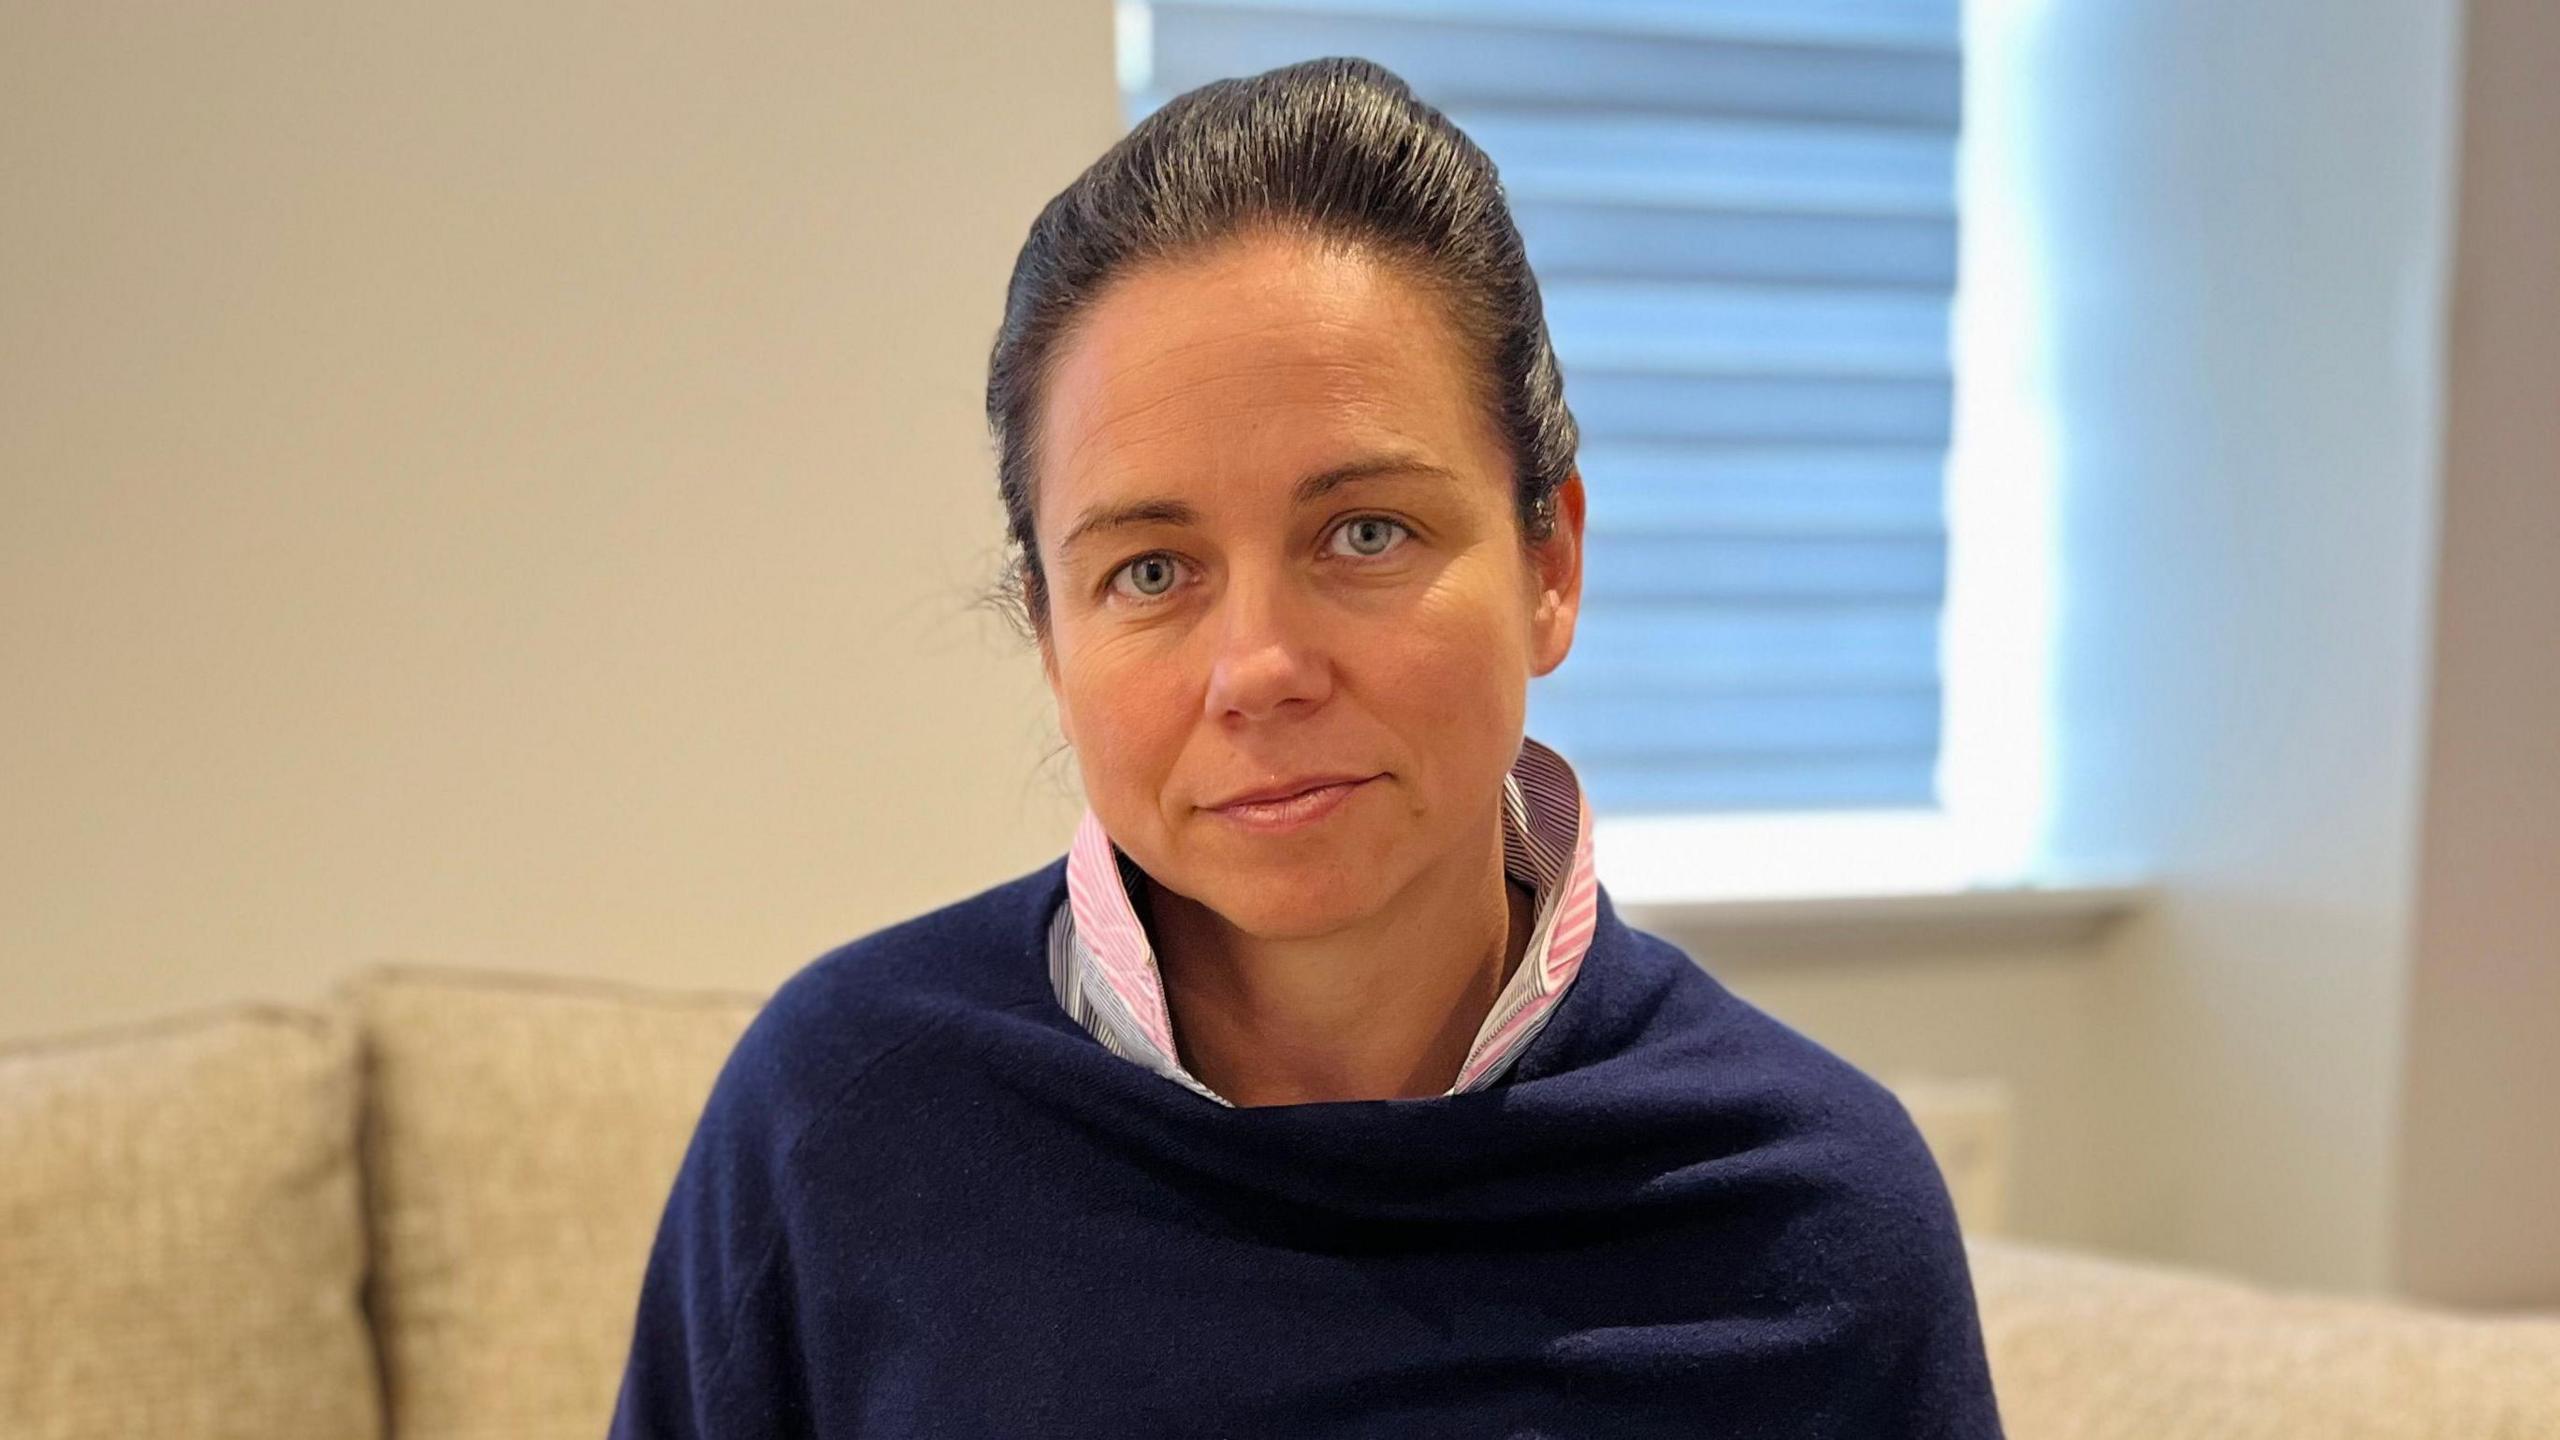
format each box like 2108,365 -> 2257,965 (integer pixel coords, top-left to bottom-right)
1121,0 -> 1960,815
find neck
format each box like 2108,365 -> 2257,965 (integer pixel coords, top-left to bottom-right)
1145,812 -> 1536,1107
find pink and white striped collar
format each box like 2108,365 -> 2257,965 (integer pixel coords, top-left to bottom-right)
1062,733 -> 1600,1088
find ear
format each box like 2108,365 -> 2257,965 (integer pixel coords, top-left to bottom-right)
1527,471 -> 1585,680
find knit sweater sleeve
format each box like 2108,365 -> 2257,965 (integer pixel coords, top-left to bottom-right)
605,991 -> 823,1440
1854,1086 -> 2011,1437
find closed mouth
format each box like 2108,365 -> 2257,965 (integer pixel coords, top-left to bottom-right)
1211,775 -> 1377,810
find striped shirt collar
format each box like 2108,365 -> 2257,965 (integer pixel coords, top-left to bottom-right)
1048,733 -> 1600,1106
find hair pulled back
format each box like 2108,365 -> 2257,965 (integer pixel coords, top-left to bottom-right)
982,55 -> 1578,639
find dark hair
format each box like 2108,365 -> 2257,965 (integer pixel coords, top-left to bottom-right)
981,55 -> 1578,642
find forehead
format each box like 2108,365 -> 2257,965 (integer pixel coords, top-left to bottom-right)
1033,235 -> 1491,516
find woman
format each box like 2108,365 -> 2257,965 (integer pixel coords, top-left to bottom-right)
609,56 -> 2004,1438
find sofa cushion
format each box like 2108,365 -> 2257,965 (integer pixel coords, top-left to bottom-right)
339,962 -> 762,1440
0,1002 -> 382,1440
1967,1232 -> 2560,1436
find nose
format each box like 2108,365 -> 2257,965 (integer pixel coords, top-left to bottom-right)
1200,562 -> 1333,723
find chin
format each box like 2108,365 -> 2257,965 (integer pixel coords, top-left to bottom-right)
1179,862 -> 1378,941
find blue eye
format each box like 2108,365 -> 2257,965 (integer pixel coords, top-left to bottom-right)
1332,515 -> 1411,558
1102,517 -> 1412,607
1109,553 -> 1182,601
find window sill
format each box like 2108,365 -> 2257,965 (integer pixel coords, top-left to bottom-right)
1592,809 -> 2149,954
1612,879 -> 2148,954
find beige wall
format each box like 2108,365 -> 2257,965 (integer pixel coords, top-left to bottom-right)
1,3 -> 1110,1032
2394,0 -> 2560,1310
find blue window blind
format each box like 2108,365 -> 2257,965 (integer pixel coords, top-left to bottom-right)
1120,0 -> 1960,816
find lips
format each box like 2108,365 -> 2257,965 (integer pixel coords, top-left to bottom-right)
1207,774 -> 1378,810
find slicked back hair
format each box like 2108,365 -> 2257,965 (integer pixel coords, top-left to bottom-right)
982,55 -> 1578,641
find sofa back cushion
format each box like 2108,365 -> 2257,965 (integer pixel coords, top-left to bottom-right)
0,1003 -> 382,1440
1966,1232 -> 2560,1436
340,963 -> 761,1440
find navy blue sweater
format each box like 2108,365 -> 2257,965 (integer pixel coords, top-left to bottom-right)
607,855 -> 2006,1438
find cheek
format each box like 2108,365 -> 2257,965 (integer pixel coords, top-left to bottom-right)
1054,629 -> 1191,790
1395,576 -> 1531,687
1371,580 -> 1533,760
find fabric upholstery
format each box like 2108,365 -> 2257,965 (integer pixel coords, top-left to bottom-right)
337,962 -> 761,1440
0,1002 -> 380,1440
1967,1232 -> 2560,1437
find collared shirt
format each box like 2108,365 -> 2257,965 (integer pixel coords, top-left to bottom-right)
1046,733 -> 1600,1106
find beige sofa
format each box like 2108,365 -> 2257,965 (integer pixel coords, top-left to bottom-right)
6,961 -> 2558,1439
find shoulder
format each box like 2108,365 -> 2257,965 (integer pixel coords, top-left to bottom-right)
782,851 -> 1066,1014
1701,992 -> 2002,1422
1718,980 -> 1947,1193
1611,923 -> 1973,1285
1576,917 -> 1999,1415
696,853 -> 1070,1161
1618,920 -> 1945,1181
619,862 -> 1064,1425
1673,961 -> 1983,1316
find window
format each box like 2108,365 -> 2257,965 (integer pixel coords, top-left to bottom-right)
1117,0 -> 1963,825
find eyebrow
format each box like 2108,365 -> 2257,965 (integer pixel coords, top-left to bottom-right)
1057,455 -> 1461,557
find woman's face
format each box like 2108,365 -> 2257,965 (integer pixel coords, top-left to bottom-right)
1031,231 -> 1583,941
